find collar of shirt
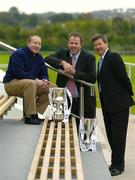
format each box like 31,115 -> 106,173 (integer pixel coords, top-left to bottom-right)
70,50 -> 81,60
101,48 -> 109,59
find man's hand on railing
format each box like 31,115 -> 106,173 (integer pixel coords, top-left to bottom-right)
60,60 -> 73,74
68,66 -> 76,75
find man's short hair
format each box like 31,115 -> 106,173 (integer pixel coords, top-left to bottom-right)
27,35 -> 41,43
68,33 -> 83,44
92,34 -> 108,44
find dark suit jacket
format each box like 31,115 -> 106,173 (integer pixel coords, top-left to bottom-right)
97,49 -> 134,114
45,47 -> 96,118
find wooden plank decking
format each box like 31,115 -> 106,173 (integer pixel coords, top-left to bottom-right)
27,117 -> 84,180
0,95 -> 17,118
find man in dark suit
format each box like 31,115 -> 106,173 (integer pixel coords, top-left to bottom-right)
45,33 -> 96,131
92,34 -> 134,176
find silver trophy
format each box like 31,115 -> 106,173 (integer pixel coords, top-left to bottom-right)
79,118 -> 96,152
83,118 -> 95,144
52,88 -> 65,120
49,87 -> 72,122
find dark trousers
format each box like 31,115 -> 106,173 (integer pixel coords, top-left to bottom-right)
71,98 -> 80,130
100,96 -> 129,170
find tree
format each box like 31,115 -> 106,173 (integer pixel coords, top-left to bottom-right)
9,7 -> 20,15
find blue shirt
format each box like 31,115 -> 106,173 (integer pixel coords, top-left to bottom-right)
98,58 -> 104,73
3,47 -> 48,82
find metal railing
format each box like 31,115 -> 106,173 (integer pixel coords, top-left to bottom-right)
125,62 -> 135,80
1,41 -> 135,116
0,41 -> 95,119
1,40 -> 135,81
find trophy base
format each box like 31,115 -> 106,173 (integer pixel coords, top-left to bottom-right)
54,113 -> 63,121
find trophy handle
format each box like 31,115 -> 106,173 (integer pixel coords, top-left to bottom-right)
62,88 -> 72,123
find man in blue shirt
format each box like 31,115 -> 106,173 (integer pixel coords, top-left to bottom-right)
3,35 -> 54,125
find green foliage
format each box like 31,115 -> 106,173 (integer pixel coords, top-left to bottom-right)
49,13 -> 74,23
1,8 -> 135,51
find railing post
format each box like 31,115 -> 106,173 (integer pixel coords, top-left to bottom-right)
80,84 -> 84,120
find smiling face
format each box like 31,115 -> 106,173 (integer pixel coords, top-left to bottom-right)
93,37 -> 108,56
93,38 -> 108,56
27,35 -> 41,54
68,35 -> 82,55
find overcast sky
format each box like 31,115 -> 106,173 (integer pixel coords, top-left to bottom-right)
0,0 -> 135,14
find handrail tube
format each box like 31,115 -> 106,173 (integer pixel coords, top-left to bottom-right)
125,62 -> 135,67
1,41 -> 135,69
46,63 -> 95,88
0,41 -> 16,51
80,85 -> 84,119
